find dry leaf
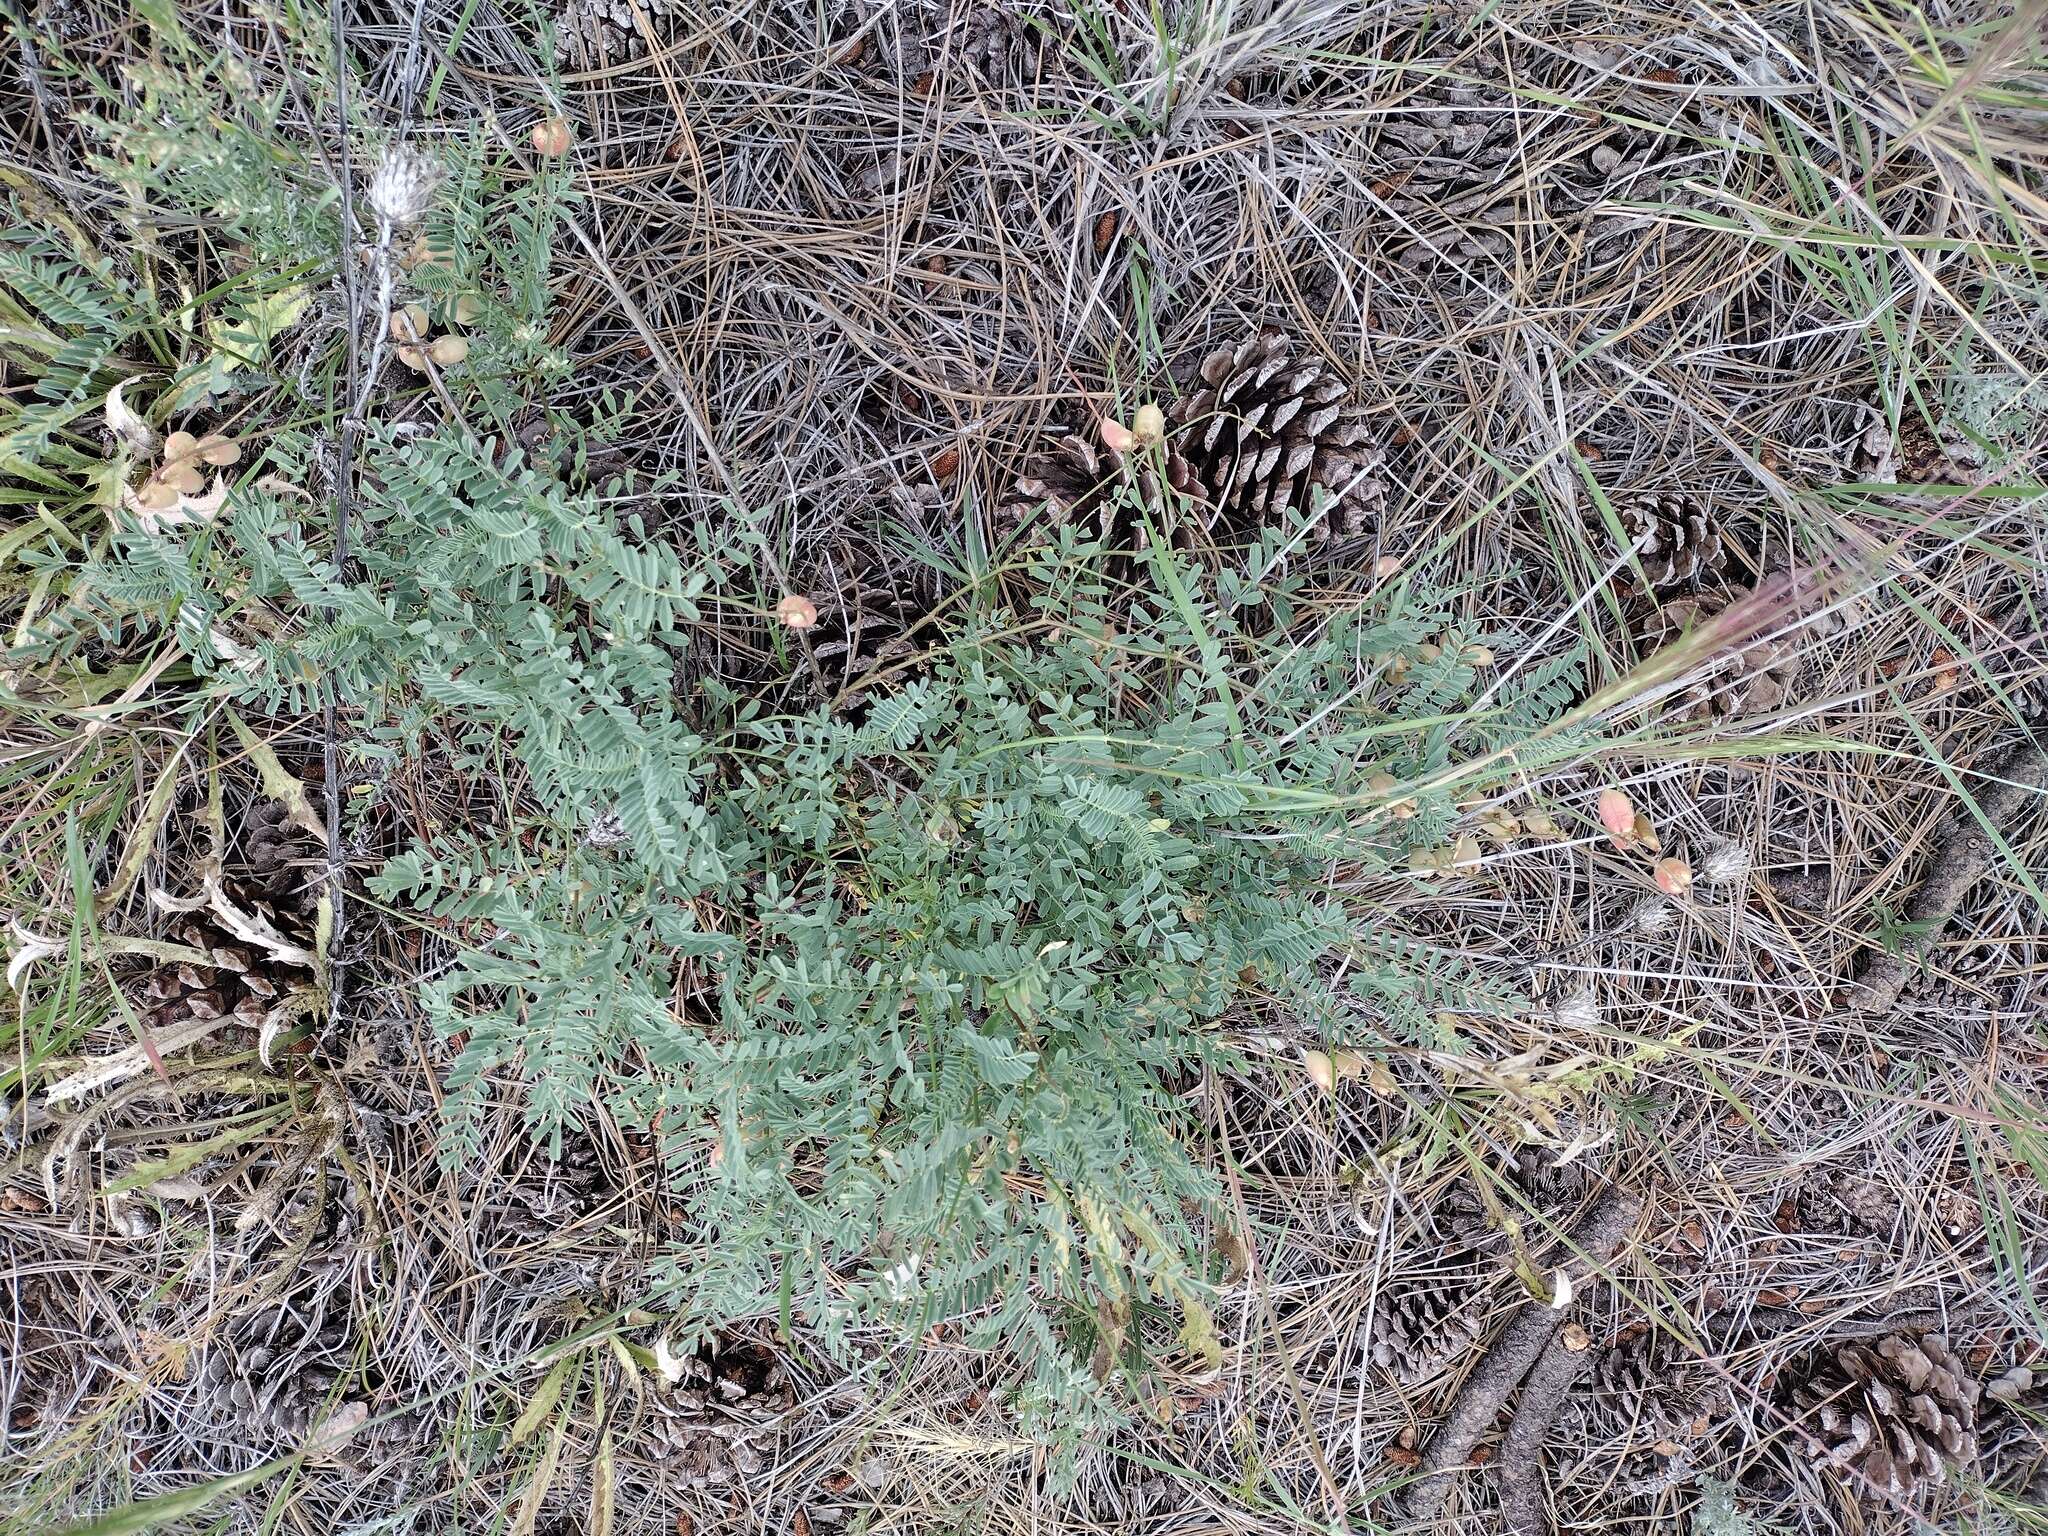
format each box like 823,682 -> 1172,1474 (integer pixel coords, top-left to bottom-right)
104,379 -> 159,458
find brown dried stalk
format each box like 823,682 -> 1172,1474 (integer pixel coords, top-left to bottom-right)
1496,1327 -> 1597,1536
1400,1187 -> 1644,1521
1848,737 -> 2048,1015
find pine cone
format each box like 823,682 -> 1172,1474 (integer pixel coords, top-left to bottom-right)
1615,493 -> 1724,589
239,796 -> 323,914
955,4 -> 1054,85
1580,1330 -> 1726,1449
1633,588 -> 1804,721
1374,84 -> 1528,269
1366,1279 -> 1483,1384
202,1305 -> 357,1444
1169,328 -> 1389,542
492,1128 -> 613,1241
1795,1170 -> 1900,1236
642,1337 -> 795,1489
134,918 -> 298,1033
797,536 -> 944,706
1003,424 -> 1205,556
1791,1331 -> 1980,1500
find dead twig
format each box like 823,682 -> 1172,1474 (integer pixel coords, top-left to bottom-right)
1401,1186 -> 1644,1521
1848,736 -> 2048,1015
1496,1326 -> 1597,1536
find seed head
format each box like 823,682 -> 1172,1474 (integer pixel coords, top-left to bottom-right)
1699,840 -> 1752,887
365,144 -> 443,230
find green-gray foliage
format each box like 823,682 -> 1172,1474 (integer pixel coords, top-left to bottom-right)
51,408 -> 1587,1421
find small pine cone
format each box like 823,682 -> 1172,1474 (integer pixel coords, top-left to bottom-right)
1367,1281 -> 1483,1384
1615,493 -> 1724,589
1373,84 -> 1527,269
642,1337 -> 794,1488
1791,1332 -> 1980,1500
1634,590 -> 1803,722
1795,1170 -> 1899,1236
1003,426 -> 1205,553
1168,329 -> 1388,542
1580,1330 -> 1726,1449
797,537 -> 944,705
955,4 -> 1053,85
241,797 -> 323,915
201,1307 -> 356,1444
1844,403 -> 1983,486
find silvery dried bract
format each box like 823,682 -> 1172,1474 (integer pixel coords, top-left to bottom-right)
365,144 -> 443,230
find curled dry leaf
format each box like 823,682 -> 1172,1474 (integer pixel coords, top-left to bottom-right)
104,379 -> 159,458
125,474 -> 230,532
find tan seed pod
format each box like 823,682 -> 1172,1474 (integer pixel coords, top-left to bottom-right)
776,594 -> 819,630
428,335 -> 470,367
1302,1048 -> 1336,1094
397,345 -> 428,371
530,117 -> 574,156
389,303 -> 429,342
1131,403 -> 1165,447
452,293 -> 485,326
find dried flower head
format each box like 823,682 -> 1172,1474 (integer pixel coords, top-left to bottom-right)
1627,898 -> 1676,937
365,143 -> 444,230
1552,989 -> 1600,1032
1699,840 -> 1752,887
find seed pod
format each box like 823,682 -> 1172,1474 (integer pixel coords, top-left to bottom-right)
428,335 -> 469,367
389,303 -> 429,342
531,117 -> 574,156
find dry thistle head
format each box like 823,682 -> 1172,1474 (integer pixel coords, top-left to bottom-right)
365,143 -> 443,230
